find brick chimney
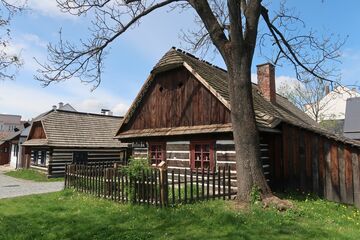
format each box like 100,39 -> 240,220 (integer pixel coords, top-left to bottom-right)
257,63 -> 276,103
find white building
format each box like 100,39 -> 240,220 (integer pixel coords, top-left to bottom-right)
305,86 -> 360,121
0,114 -> 23,133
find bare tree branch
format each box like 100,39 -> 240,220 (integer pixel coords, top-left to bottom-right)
36,0 -> 184,89
260,4 -> 345,86
0,0 -> 25,81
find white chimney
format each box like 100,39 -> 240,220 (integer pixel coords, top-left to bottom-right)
52,105 -> 57,111
59,102 -> 64,109
101,109 -> 111,115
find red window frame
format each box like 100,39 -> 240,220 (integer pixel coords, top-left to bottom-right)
190,141 -> 215,172
148,142 -> 166,166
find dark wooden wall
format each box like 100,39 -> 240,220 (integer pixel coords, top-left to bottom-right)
28,121 -> 46,140
0,142 -> 10,165
272,123 -> 360,207
49,148 -> 127,177
124,67 -> 231,131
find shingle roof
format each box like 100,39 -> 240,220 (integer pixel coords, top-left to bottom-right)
23,110 -> 127,148
155,48 -> 320,127
116,48 -> 360,147
0,131 -> 20,141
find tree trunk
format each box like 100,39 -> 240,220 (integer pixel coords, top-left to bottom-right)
226,54 -> 272,202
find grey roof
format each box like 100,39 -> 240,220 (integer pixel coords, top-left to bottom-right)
60,103 -> 77,112
344,97 -> 360,139
20,126 -> 31,137
116,48 -> 360,147
31,103 -> 77,122
23,110 -> 127,148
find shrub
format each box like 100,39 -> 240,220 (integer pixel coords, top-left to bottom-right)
122,157 -> 151,179
120,158 -> 151,203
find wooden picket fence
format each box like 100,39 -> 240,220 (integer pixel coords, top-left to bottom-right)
64,164 -> 236,207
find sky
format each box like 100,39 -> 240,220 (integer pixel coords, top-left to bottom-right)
1,0 -> 360,120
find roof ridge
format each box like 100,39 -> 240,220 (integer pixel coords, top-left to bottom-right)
54,109 -> 124,119
170,47 -> 227,73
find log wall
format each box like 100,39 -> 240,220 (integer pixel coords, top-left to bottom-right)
131,137 -> 272,187
30,148 -> 127,177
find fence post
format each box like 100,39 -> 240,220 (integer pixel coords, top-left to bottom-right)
64,164 -> 68,188
159,168 -> 168,207
105,168 -> 110,198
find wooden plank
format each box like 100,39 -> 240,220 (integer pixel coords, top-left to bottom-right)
282,124 -> 289,190
299,131 -> 306,192
305,132 -> 312,192
292,128 -> 300,188
331,144 -> 340,202
318,137 -> 325,197
344,147 -> 353,204
353,153 -> 360,208
274,135 -> 283,190
312,135 -> 319,195
338,146 -> 346,203
288,127 -> 294,189
324,141 -> 332,201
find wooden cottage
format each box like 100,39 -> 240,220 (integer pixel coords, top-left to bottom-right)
115,48 -> 360,207
22,110 -> 129,177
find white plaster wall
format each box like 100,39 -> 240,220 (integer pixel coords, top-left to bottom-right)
306,86 -> 360,121
9,144 -> 17,169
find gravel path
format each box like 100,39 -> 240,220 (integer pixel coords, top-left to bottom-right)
0,168 -> 64,199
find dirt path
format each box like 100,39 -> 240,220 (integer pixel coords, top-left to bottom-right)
0,167 -> 64,199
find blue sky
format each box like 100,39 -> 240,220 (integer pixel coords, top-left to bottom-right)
1,0 -> 360,119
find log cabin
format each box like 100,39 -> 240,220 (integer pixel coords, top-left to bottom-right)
22,109 -> 129,177
115,48 -> 360,207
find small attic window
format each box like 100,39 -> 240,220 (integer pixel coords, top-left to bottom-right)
159,86 -> 164,92
178,82 -> 183,88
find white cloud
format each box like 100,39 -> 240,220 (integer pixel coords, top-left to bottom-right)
275,75 -> 299,90
28,0 -> 74,19
251,72 -> 300,95
21,33 -> 48,48
0,78 -> 130,120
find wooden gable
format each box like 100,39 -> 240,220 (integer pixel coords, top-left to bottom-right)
28,121 -> 46,140
122,67 -> 231,132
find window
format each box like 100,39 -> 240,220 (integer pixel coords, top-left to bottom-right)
73,151 -> 88,164
149,142 -> 166,166
13,144 -> 18,157
38,151 -> 46,166
190,141 -> 215,171
32,151 -> 38,164
31,150 -> 47,167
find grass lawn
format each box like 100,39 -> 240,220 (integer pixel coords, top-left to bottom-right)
4,169 -> 64,182
0,191 -> 359,240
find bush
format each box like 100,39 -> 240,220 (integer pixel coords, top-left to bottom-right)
120,158 -> 151,203
122,157 -> 151,179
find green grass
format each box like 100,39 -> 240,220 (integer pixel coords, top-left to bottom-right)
0,190 -> 359,240
4,169 -> 64,182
